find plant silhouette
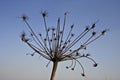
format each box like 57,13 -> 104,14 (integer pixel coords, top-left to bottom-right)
21,11 -> 107,80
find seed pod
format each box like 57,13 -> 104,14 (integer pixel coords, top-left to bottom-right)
81,73 -> 85,77
93,63 -> 98,67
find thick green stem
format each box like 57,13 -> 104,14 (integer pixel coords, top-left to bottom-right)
50,61 -> 58,80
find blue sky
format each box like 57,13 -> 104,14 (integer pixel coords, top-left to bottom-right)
0,0 -> 120,80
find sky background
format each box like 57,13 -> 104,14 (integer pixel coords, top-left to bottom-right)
0,0 -> 120,80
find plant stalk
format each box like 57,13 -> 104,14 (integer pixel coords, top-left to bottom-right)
50,61 -> 58,80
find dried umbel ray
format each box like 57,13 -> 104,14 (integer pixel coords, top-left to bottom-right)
21,11 -> 107,80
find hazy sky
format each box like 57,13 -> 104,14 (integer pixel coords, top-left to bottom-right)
0,0 -> 120,80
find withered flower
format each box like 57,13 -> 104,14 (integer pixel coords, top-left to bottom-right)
21,11 -> 107,80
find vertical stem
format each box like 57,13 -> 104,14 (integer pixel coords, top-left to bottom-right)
50,61 -> 58,80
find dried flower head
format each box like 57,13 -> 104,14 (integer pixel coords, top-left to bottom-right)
41,11 -> 48,17
81,73 -> 85,77
21,11 -> 107,80
21,31 -> 29,42
93,63 -> 98,67
101,29 -> 108,35
21,15 -> 28,21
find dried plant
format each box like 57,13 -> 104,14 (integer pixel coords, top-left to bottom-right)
21,11 -> 107,80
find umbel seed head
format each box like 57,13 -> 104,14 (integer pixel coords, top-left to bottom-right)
21,11 -> 107,79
